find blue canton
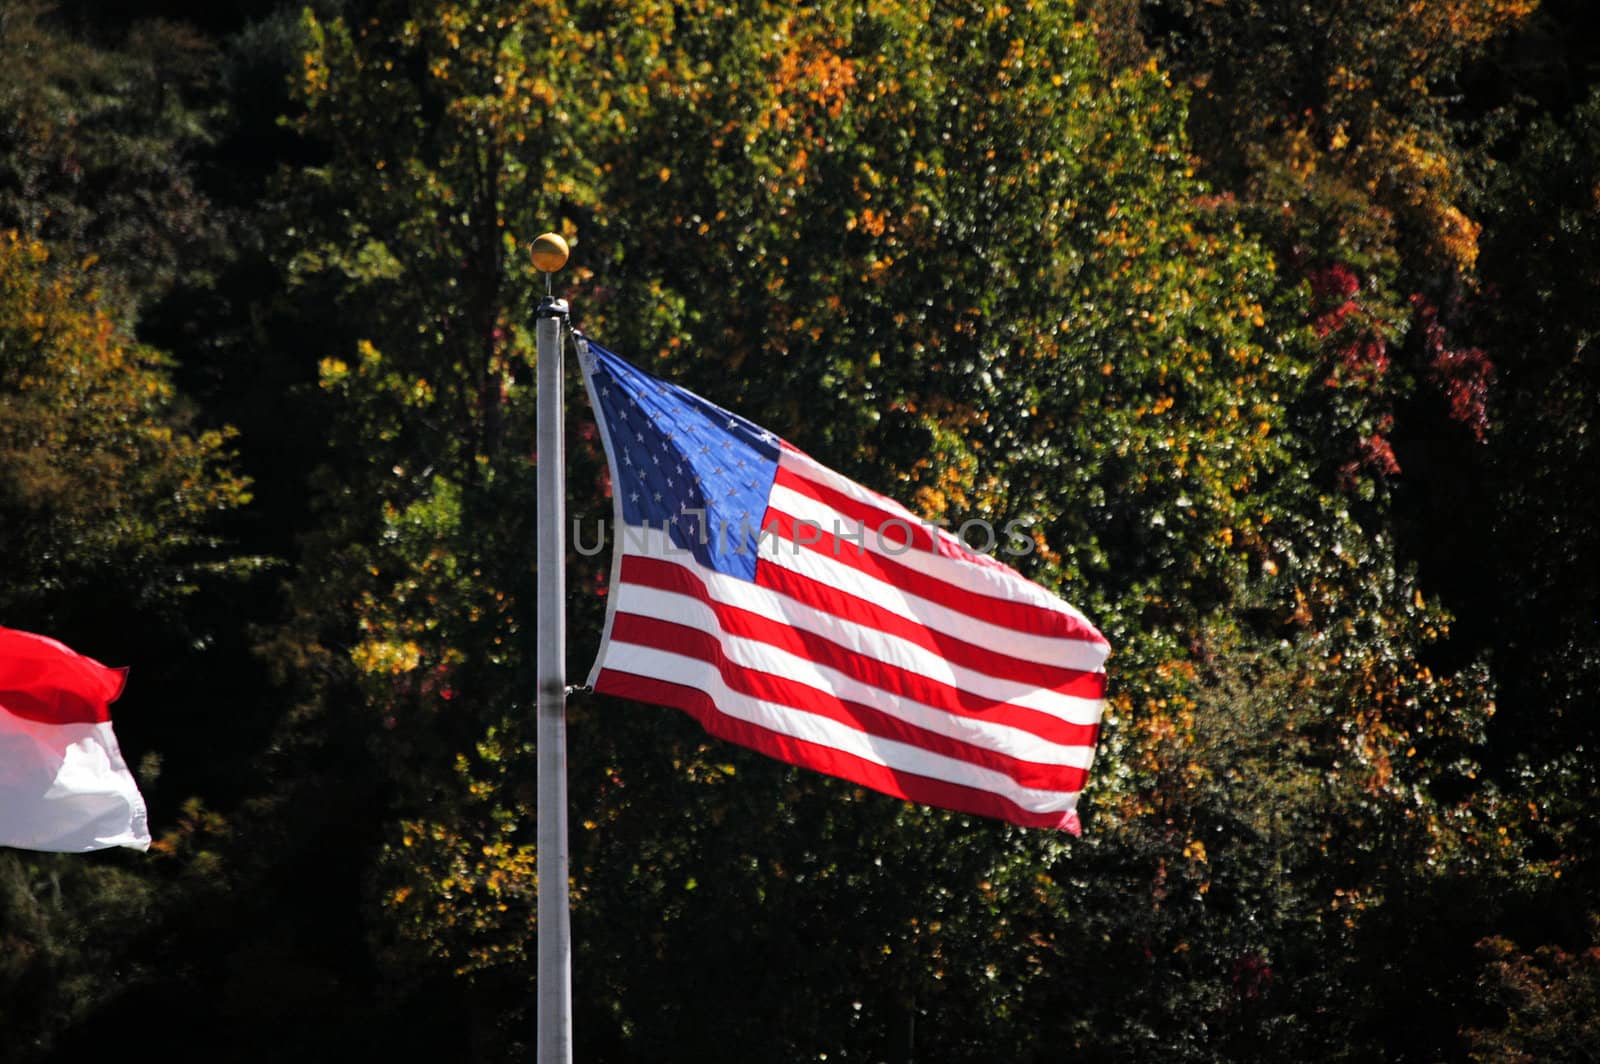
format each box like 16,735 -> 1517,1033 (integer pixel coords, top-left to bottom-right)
580,337 -> 781,581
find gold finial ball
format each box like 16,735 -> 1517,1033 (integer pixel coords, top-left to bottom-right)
530,232 -> 570,272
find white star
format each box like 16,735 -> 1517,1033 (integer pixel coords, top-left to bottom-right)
629,491 -> 640,502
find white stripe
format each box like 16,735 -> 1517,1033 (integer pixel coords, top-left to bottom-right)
603,641 -> 1087,815
0,708 -> 150,853
779,448 -> 1105,627
612,582 -> 1097,768
757,492 -> 1111,675
578,335 -> 633,693
614,528 -> 1104,725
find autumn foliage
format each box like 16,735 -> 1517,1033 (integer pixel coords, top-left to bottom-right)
3,0 -> 1599,1060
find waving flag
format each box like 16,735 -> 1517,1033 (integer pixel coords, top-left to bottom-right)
0,626 -> 150,852
578,336 -> 1110,832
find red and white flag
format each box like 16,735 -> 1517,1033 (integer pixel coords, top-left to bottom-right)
0,626 -> 150,852
579,336 -> 1110,832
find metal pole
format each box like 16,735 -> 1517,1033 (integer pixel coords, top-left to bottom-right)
535,293 -> 571,1064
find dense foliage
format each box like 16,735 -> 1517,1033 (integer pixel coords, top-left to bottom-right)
2,0 -> 1597,1059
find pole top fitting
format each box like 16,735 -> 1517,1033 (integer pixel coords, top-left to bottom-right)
530,232 -> 570,273
537,297 -> 570,321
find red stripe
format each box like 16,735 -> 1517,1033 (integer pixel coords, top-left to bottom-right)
761,508 -> 1108,645
773,460 -> 1109,647
594,669 -> 1083,830
610,611 -> 1093,789
0,627 -> 124,725
752,558 -> 1107,695
619,556 -> 1103,742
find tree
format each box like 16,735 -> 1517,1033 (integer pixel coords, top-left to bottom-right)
1467,918 -> 1600,1062
0,2 -> 229,319
271,2 -> 1516,1059
0,229 -> 249,1059
0,230 -> 249,622
1470,84 -> 1600,890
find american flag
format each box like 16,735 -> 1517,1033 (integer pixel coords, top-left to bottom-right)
578,335 -> 1110,832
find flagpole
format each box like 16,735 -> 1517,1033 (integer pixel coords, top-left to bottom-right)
532,232 -> 572,1064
